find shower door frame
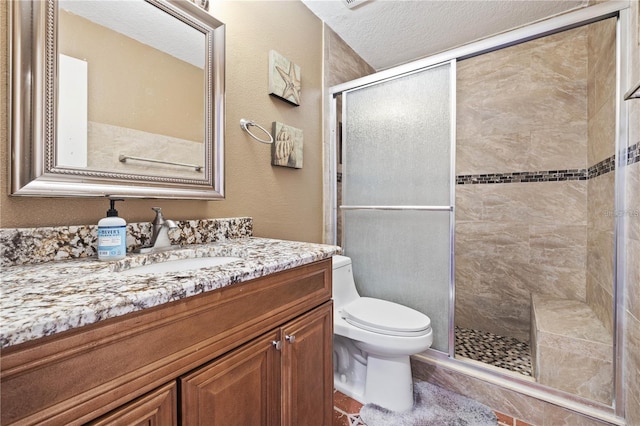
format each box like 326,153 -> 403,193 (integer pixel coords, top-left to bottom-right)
338,60 -> 457,354
327,1 -> 630,423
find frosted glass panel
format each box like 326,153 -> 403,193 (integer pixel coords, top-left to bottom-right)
344,210 -> 451,351
343,64 -> 451,206
341,62 -> 453,353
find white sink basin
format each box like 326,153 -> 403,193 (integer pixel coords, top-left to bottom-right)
120,256 -> 243,275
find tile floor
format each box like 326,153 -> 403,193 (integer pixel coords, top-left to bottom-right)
333,390 -> 365,426
455,326 -> 532,377
332,390 -> 535,426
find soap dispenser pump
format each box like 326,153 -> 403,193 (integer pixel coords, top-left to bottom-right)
97,198 -> 127,261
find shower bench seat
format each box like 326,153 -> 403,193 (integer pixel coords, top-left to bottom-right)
530,294 -> 613,405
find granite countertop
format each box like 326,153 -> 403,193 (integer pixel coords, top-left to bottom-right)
1,237 -> 341,349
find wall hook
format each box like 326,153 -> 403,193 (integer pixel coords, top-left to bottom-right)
240,119 -> 274,144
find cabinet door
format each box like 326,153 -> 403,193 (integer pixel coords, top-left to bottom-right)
86,382 -> 177,426
181,330 -> 281,426
281,302 -> 333,426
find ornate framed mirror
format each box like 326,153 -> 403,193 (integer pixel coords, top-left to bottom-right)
9,0 -> 225,199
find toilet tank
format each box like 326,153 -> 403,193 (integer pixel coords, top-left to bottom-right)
332,255 -> 360,309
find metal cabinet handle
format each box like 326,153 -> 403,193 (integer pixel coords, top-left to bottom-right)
272,340 -> 282,350
285,335 -> 296,343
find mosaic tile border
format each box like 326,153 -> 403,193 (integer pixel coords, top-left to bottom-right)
0,217 -> 253,267
457,143 -> 639,185
627,141 -> 640,166
339,144 -> 639,186
456,169 -> 586,185
587,155 -> 616,179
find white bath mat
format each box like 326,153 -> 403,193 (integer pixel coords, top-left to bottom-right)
359,381 -> 497,426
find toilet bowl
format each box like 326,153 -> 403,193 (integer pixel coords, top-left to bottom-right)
332,255 -> 433,412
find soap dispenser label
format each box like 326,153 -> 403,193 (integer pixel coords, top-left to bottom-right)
98,226 -> 126,257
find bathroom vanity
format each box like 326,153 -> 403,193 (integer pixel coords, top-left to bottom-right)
0,227 -> 339,425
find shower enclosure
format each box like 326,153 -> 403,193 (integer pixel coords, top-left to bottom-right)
454,16 -> 619,406
327,2 -> 629,423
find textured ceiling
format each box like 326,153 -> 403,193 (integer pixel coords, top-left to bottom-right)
302,0 -> 588,70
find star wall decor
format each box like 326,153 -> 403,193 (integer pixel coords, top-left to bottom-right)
269,50 -> 301,106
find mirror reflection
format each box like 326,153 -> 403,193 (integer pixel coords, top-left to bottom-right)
10,0 -> 224,199
57,0 -> 206,179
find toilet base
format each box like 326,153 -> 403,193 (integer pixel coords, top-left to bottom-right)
333,355 -> 414,412
364,354 -> 414,412
334,371 -> 366,403
333,335 -> 367,403
333,334 -> 416,412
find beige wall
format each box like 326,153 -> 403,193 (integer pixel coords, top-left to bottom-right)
455,26 -> 590,342
0,1 -> 325,244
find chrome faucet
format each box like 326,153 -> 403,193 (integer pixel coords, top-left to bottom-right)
137,207 -> 180,253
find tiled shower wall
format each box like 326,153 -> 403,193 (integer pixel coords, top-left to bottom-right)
623,0 -> 640,422
411,5 -> 638,424
586,18 -> 616,335
625,135 -> 640,423
455,20 -> 617,343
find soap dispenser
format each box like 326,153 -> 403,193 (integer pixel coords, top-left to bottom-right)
97,198 -> 127,261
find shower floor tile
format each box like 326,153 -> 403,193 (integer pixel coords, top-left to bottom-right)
455,326 -> 532,377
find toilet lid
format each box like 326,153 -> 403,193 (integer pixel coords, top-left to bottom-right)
340,297 -> 431,337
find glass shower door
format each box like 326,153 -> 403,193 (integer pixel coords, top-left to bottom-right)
341,62 -> 454,352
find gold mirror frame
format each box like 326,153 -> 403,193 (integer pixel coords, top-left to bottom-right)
9,0 -> 225,199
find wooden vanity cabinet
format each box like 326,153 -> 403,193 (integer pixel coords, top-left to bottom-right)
280,303 -> 333,426
86,382 -> 178,426
181,328 -> 281,425
181,303 -> 333,426
1,259 -> 333,426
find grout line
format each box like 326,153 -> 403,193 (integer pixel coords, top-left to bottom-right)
334,406 -> 366,426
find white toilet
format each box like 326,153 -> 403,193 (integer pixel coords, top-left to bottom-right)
332,255 -> 433,412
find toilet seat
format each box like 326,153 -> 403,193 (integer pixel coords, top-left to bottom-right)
340,297 -> 431,337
